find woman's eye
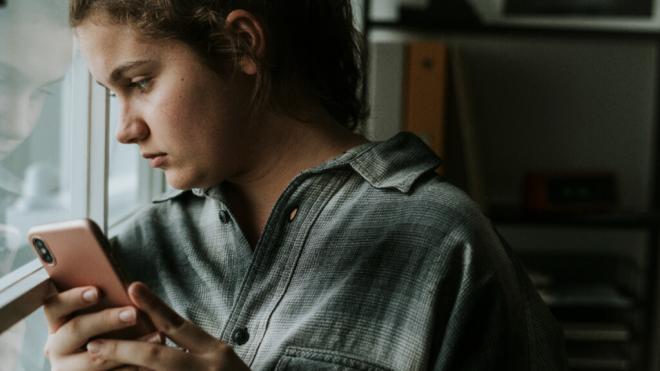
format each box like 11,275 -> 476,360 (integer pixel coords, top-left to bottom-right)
31,84 -> 58,100
38,87 -> 54,96
131,78 -> 151,92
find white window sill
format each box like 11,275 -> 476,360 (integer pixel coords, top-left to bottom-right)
0,260 -> 53,333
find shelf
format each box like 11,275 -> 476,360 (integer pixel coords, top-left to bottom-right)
539,285 -> 636,310
367,21 -> 660,40
489,209 -> 658,229
563,323 -> 632,342
364,4 -> 660,368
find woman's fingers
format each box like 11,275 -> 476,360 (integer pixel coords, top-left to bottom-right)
127,282 -> 218,352
46,306 -> 138,355
46,351 -> 123,371
86,339 -> 207,371
43,286 -> 100,333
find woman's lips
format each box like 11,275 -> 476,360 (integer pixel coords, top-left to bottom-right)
0,138 -> 22,157
142,152 -> 168,168
149,155 -> 167,168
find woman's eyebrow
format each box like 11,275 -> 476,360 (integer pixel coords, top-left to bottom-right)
0,61 -> 28,85
109,60 -> 151,83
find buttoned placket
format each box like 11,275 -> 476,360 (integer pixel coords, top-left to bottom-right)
218,171 -> 351,366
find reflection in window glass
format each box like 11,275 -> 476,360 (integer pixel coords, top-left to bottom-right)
0,0 -> 73,275
0,1 -> 73,369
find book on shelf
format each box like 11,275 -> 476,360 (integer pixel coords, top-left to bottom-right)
403,41 -> 449,173
367,39 -> 450,160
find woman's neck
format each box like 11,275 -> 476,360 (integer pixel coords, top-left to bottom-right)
222,109 -> 367,247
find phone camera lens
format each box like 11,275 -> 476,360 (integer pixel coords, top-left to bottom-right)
33,238 -> 54,264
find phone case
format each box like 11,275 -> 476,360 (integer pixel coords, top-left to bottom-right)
27,218 -> 154,340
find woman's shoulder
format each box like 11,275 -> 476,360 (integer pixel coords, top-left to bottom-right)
351,171 -> 492,243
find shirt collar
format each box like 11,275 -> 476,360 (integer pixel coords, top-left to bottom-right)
0,165 -> 23,195
344,132 -> 442,193
153,132 -> 441,203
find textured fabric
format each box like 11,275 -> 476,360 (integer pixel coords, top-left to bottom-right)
112,132 -> 567,370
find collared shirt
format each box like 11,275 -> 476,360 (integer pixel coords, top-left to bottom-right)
113,132 -> 567,370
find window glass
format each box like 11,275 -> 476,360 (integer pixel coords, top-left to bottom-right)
0,0 -> 73,277
108,97 -> 143,226
0,1 -> 73,369
0,308 -> 50,371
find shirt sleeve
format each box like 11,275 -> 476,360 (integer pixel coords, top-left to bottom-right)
429,225 -> 567,371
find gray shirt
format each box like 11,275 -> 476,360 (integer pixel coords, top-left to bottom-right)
113,132 -> 566,370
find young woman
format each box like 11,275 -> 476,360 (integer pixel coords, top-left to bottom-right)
43,1 -> 566,370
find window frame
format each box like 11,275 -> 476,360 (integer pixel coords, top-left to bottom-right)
0,51 -> 164,334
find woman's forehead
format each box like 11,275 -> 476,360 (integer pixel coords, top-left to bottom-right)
0,21 -> 72,87
76,20 -> 194,84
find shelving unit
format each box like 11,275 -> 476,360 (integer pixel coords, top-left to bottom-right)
362,1 -> 660,370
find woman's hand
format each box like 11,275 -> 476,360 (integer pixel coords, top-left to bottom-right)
84,282 -> 250,371
43,286 -> 151,370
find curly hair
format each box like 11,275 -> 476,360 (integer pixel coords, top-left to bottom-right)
69,0 -> 368,130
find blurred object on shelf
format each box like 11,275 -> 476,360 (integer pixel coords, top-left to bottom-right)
538,284 -> 634,309
523,171 -> 618,214
399,0 -> 481,26
505,0 -> 653,17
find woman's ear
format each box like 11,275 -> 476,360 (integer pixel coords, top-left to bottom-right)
225,9 -> 265,76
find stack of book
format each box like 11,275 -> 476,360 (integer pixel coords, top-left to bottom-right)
525,254 -> 639,370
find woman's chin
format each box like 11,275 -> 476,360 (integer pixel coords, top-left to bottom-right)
164,172 -> 190,190
165,171 -> 206,191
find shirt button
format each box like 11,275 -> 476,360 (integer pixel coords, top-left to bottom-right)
288,207 -> 298,222
231,327 -> 249,345
218,210 -> 230,224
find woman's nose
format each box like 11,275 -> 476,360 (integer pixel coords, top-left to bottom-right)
115,104 -> 149,144
0,91 -> 42,140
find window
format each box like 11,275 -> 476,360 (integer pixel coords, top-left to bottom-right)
0,1 -> 164,369
108,98 -> 164,229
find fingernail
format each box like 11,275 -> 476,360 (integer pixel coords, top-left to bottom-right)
119,308 -> 136,323
82,289 -> 97,303
146,332 -> 162,343
87,340 -> 102,353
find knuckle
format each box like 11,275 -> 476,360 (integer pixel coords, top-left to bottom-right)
109,309 -> 122,325
212,342 -> 232,364
43,297 -> 61,321
65,316 -> 82,334
109,307 -> 130,328
146,343 -> 163,361
105,339 -> 118,355
90,355 -> 110,367
216,342 -> 232,355
162,318 -> 187,335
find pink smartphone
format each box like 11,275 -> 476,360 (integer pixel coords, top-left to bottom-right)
28,218 -> 154,340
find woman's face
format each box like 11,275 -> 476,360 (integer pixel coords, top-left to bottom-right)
0,10 -> 72,160
77,18 -> 256,190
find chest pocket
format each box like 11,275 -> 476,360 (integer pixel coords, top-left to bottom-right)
275,346 -> 391,371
